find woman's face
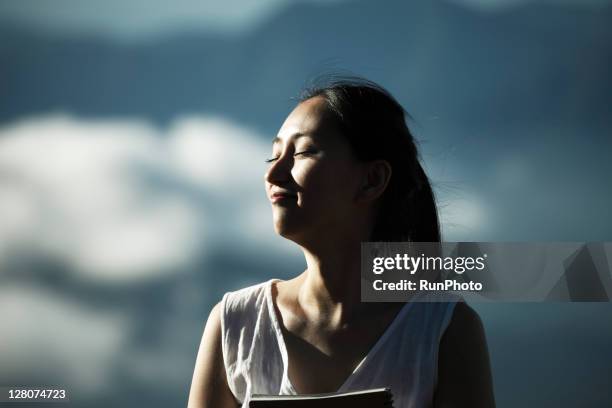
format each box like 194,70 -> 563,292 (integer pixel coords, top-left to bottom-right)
264,96 -> 367,243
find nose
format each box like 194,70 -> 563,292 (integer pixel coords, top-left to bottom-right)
264,152 -> 293,186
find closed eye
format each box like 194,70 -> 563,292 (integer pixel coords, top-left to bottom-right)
293,150 -> 317,157
264,150 -> 317,163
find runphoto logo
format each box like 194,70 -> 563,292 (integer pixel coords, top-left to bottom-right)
363,242 -> 612,301
372,253 -> 487,275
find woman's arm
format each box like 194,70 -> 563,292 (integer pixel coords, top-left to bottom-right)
433,302 -> 496,408
187,302 -> 240,408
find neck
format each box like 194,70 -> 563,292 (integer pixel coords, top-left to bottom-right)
296,235 -> 368,326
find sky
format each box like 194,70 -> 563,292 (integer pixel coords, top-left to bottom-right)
0,0 -> 611,407
0,0 -> 609,40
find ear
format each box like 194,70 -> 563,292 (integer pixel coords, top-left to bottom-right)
356,160 -> 392,203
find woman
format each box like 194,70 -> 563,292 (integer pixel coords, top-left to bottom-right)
188,78 -> 495,408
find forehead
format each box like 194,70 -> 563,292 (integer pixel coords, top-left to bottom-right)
274,96 -> 337,145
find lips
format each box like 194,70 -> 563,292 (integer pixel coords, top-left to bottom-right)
270,191 -> 297,203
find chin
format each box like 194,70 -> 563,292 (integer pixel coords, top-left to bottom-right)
273,221 -> 297,238
273,217 -> 306,242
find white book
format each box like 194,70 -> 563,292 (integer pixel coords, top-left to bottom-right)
249,387 -> 394,407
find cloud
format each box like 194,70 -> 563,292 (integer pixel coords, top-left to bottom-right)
0,0 -> 610,41
0,0 -> 344,40
0,112 -> 297,400
0,284 -> 127,395
1,0 -> 606,41
0,114 -> 286,283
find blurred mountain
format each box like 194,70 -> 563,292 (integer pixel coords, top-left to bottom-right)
1,0 -> 611,136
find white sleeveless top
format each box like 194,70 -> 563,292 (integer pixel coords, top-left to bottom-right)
220,278 -> 460,408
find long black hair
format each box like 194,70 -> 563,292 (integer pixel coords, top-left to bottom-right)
299,77 -> 441,242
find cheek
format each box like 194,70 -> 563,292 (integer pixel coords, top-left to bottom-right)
293,160 -> 360,204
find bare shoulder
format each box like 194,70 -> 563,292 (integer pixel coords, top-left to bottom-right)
187,301 -> 239,408
433,301 -> 496,408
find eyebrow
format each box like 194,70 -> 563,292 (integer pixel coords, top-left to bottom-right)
271,132 -> 311,145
